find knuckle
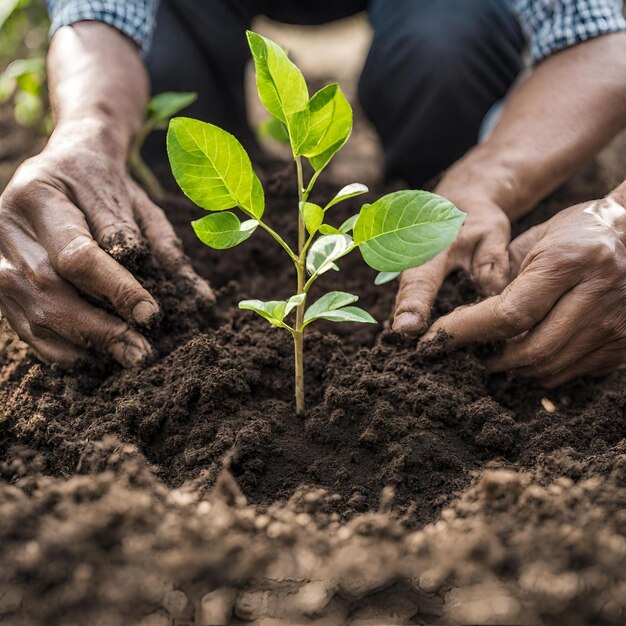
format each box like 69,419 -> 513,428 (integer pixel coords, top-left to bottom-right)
56,236 -> 98,279
497,299 -> 531,332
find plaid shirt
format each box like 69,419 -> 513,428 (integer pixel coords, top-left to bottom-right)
47,0 -> 626,62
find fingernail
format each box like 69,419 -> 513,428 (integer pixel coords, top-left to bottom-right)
195,278 -> 216,304
393,311 -> 426,335
110,339 -> 151,367
133,299 -> 159,325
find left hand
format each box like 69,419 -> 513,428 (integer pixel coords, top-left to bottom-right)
422,198 -> 626,387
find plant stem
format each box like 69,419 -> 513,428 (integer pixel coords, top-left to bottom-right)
294,156 -> 307,416
129,151 -> 164,201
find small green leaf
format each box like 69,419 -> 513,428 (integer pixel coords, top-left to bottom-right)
303,291 -> 359,325
318,224 -> 342,235
167,117 -> 264,219
311,305 -> 377,325
305,84 -> 352,172
325,183 -> 369,210
192,212 -> 258,249
285,293 -> 306,316
375,271 -> 401,285
306,234 -> 353,276
354,190 -> 465,272
239,299 -> 289,328
339,214 -> 359,233
259,117 -> 290,144
247,31 -> 309,125
300,202 -> 324,236
147,92 -> 197,127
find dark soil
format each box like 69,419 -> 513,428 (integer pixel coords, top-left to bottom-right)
1,111 -> 626,625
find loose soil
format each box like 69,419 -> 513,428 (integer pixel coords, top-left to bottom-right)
1,109 -> 626,625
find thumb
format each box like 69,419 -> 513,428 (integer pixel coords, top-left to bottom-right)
393,252 -> 451,336
509,222 -> 549,278
471,224 -> 511,296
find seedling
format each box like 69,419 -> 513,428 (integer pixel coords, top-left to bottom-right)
129,91 -> 197,200
167,32 -> 465,415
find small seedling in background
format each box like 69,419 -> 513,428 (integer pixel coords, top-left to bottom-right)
167,32 -> 465,416
129,91 -> 197,201
0,56 -> 47,128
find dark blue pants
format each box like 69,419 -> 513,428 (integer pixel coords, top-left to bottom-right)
146,0 -> 524,186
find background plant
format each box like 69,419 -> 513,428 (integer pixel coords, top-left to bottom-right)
129,91 -> 197,201
167,31 -> 465,415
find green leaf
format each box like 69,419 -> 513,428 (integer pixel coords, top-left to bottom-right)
304,85 -> 352,171
353,190 -> 465,272
147,92 -> 197,127
318,224 -> 342,235
167,117 -> 264,219
0,0 -> 20,31
374,271 -> 401,285
192,212 -> 258,249
259,116 -> 290,144
306,234 -> 353,277
303,291 -> 359,325
247,31 -> 309,125
339,214 -> 359,233
239,299 -> 290,328
325,183 -> 369,210
285,293 -> 306,317
300,202 -> 324,236
311,305 -> 376,325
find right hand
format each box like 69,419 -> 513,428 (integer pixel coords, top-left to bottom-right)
0,118 -> 214,368
393,194 -> 511,336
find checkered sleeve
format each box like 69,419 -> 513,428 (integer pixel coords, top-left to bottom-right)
46,0 -> 160,55
510,0 -> 626,63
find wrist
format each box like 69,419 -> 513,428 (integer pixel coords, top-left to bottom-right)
436,145 -> 523,220
49,111 -> 139,161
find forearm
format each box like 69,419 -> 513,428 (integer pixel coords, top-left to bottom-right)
47,21 -> 149,157
439,33 -> 626,221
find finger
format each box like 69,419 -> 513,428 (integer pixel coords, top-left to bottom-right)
0,296 -> 88,367
26,190 -> 160,326
49,292 -> 153,368
471,226 -> 511,296
487,287 -> 589,373
542,346 -> 626,388
71,175 -> 144,257
508,222 -> 549,278
133,185 -> 216,304
421,260 -> 578,346
393,252 -> 451,336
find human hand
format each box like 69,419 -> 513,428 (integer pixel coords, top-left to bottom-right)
422,198 -> 626,386
393,193 -> 511,335
0,118 -> 214,367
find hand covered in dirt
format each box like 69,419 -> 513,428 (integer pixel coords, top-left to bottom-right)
393,193 -> 511,335
0,119 -> 214,368
422,198 -> 626,386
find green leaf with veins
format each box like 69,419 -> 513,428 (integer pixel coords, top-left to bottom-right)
303,291 -> 358,325
147,92 -> 197,128
309,305 -> 376,325
300,202 -> 324,236
325,183 -> 369,210
303,85 -> 352,171
247,31 -> 309,124
375,271 -> 401,285
192,212 -> 258,249
353,190 -> 465,272
167,117 -> 265,219
239,294 -> 305,328
306,234 -> 353,276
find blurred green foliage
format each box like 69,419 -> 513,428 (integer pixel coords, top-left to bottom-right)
0,0 -> 50,130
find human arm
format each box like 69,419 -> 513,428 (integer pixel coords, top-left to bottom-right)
0,20 -> 213,367
393,31 -> 626,335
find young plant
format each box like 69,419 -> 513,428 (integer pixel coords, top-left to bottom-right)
129,91 -> 197,200
167,32 -> 465,416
